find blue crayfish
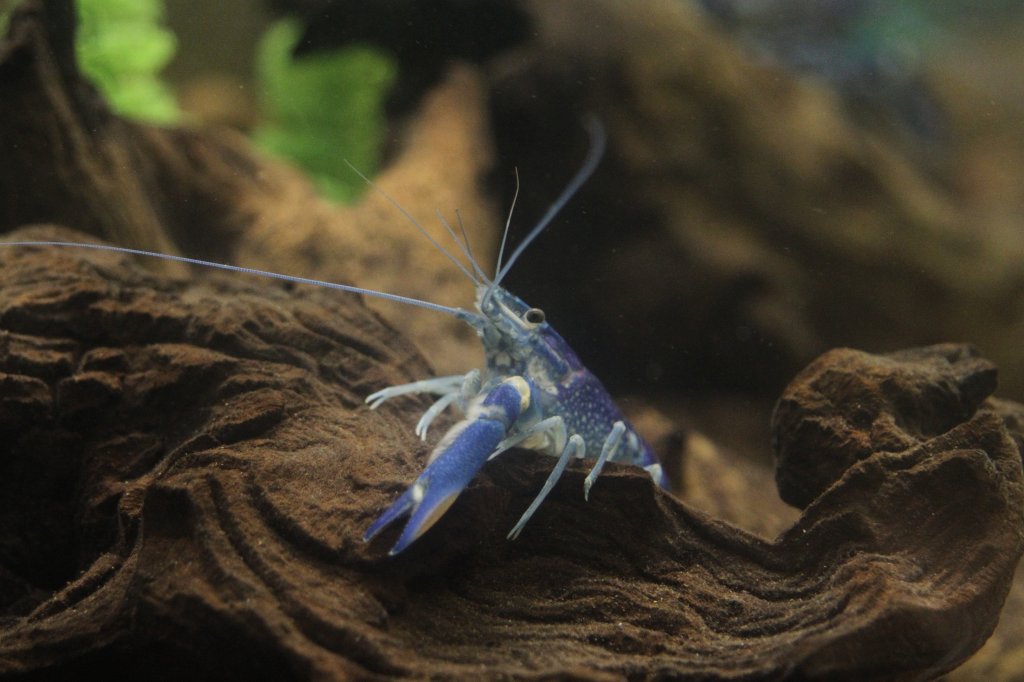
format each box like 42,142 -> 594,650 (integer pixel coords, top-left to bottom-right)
361,122 -> 669,553
0,122 -> 669,556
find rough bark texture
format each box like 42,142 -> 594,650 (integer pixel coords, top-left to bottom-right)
2,1 -> 1024,679
772,345 -> 1001,509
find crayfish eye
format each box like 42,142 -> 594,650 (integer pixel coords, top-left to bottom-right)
524,308 -> 546,325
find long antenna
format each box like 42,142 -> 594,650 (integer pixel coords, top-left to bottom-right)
493,167 -> 521,281
344,161 -> 480,286
0,241 -> 471,318
435,208 -> 489,284
454,209 -> 489,284
491,118 -> 606,289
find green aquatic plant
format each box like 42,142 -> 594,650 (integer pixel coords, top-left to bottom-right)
68,1 -> 393,201
75,0 -> 180,124
253,19 -> 396,203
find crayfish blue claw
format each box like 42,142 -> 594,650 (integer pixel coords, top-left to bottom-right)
388,484 -> 460,555
363,475 -> 462,555
364,377 -> 533,554
363,487 -> 416,543
362,475 -> 459,554
364,412 -> 514,554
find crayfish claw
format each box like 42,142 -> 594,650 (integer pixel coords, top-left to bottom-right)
389,487 -> 460,555
364,477 -> 461,555
363,486 -> 416,543
365,411 -> 513,553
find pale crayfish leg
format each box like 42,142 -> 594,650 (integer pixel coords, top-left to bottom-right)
364,374 -> 466,410
583,420 -> 626,501
507,434 -> 585,540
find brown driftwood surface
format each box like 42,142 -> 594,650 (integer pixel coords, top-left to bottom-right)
0,230 -> 1020,681
2,1 -> 1024,680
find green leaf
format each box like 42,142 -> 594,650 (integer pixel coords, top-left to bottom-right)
252,19 -> 396,203
75,0 -> 181,124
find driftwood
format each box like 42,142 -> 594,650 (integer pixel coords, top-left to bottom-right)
2,1 -> 1023,680
0,232 -> 1020,680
